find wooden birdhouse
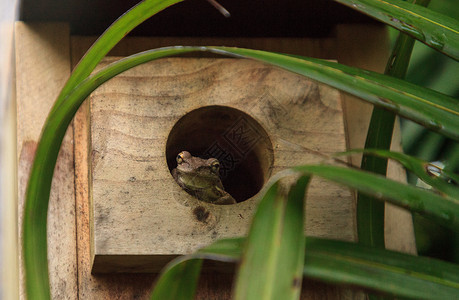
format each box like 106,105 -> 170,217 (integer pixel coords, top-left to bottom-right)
14,0 -> 417,298
89,57 -> 355,272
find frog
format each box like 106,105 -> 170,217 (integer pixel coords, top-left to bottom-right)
172,151 -> 237,205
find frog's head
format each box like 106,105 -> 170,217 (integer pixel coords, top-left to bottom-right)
175,151 -> 221,189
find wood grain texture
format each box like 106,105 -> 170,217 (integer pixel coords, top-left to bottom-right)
14,23 -> 412,299
336,24 -> 416,254
13,26 -> 406,299
88,57 -> 352,273
15,22 -> 77,299
74,95 -> 158,300
71,35 -> 361,299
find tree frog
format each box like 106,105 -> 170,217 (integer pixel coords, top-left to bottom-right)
172,151 -> 236,205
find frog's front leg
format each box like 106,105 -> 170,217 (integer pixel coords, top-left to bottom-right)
213,187 -> 237,205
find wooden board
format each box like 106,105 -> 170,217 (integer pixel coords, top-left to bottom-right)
335,24 -> 416,253
88,57 -> 354,273
15,22 -> 77,299
71,34 -> 363,298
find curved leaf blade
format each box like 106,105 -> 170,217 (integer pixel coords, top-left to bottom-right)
155,236 -> 459,299
357,11 -> 419,251
234,176 -> 310,300
304,237 -> 459,299
357,0 -> 429,254
205,47 -> 459,141
22,46 -> 194,300
151,238 -> 246,300
341,149 -> 459,199
335,0 -> 459,61
150,259 -> 202,300
23,1 -> 184,298
289,165 -> 459,230
53,0 -> 184,112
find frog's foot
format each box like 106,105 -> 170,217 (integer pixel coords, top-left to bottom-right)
213,191 -> 237,205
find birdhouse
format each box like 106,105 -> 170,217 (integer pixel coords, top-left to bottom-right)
89,57 -> 355,272
14,6 -> 417,296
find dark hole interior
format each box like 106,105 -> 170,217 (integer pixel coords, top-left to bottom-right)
166,106 -> 273,203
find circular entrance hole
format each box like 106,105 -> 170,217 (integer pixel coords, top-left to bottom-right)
166,106 -> 273,203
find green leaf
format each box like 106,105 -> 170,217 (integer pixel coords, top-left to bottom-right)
150,175 -> 309,300
234,176 -> 310,300
206,47 -> 459,141
150,162 -> 458,298
24,46 -> 194,299
358,27 -> 412,250
444,142 -> 459,174
54,0 -> 184,109
288,164 -> 459,230
157,236 -> 459,299
334,0 -> 459,61
357,0 -> 427,254
408,127 -> 445,161
342,149 -> 459,199
196,238 -> 245,260
150,259 -> 202,300
22,0 -> 184,296
150,239 -> 245,300
304,237 -> 459,299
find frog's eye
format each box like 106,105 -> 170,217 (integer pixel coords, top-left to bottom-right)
176,153 -> 184,164
211,161 -> 220,173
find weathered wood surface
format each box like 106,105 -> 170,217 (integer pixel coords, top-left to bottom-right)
71,34 -> 362,299
15,22 -> 413,299
88,57 -> 352,273
15,22 -> 77,299
336,25 -> 416,253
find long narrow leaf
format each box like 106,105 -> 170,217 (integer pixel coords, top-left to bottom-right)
342,149 -> 459,199
150,259 -> 202,300
335,0 -> 459,61
304,237 -> 459,299
23,1 -> 184,298
206,47 -> 459,141
53,0 -> 184,112
357,0 -> 428,257
150,239 -> 247,300
64,46 -> 459,145
289,165 -> 459,230
358,20 -> 414,250
234,176 -> 310,300
274,176 -> 309,299
155,236 -> 459,299
233,183 -> 281,299
22,47 -> 192,300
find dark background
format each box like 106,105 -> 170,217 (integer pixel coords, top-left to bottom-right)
19,0 -> 375,37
